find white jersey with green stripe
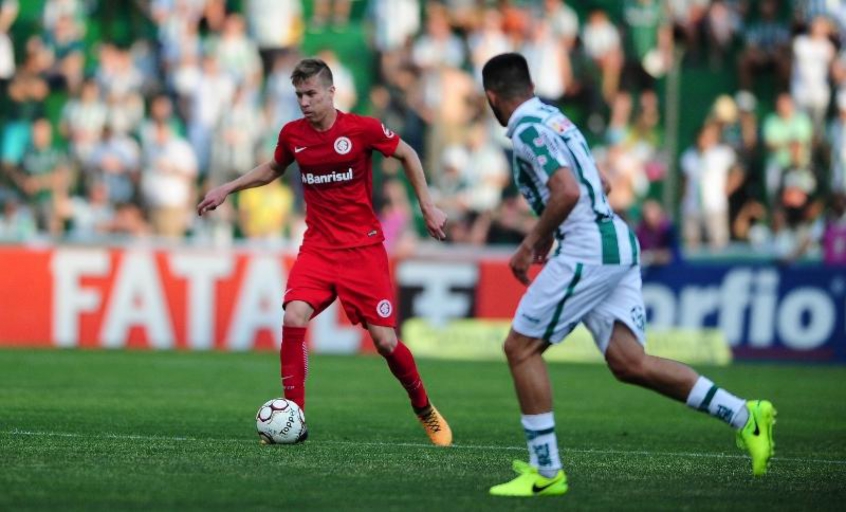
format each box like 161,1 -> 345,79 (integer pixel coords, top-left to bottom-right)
506,97 -> 639,266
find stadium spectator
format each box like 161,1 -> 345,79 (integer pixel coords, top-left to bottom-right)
207,13 -> 262,90
379,177 -> 417,258
105,91 -> 144,137
709,92 -> 768,242
468,8 -> 512,86
42,0 -> 86,34
236,179 -> 294,242
823,192 -> 846,264
151,0 -> 206,65
61,178 -> 115,241
667,0 -> 710,64
411,4 -> 466,71
60,78 -> 107,165
762,93 -> 813,205
96,44 -> 143,99
138,93 -> 184,148
311,0 -> 355,32
86,125 -> 140,206
484,194 -> 536,245
582,9 -> 624,107
737,0 -> 791,92
14,119 -> 71,236
828,90 -> 846,194
599,142 -> 648,221
265,50 -> 305,129
521,17 -> 570,105
40,13 -> 85,92
0,195 -> 36,240
316,48 -> 357,112
414,13 -> 475,177
755,137 -> 823,261
441,121 -> 509,220
621,0 -> 671,94
433,143 -> 470,223
140,122 -> 198,238
188,55 -> 236,174
209,84 -> 263,189
703,0 -> 745,67
245,0 -> 304,75
680,122 -> 740,250
367,0 -> 420,55
636,199 -> 678,265
791,16 -> 836,136
2,53 -> 48,170
544,0 -> 579,51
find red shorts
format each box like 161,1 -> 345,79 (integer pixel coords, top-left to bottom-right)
284,243 -> 396,327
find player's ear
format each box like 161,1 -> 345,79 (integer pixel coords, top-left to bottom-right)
484,89 -> 497,105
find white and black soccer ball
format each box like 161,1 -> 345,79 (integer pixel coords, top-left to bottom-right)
256,398 -> 307,444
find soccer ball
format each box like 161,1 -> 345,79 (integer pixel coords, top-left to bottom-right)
256,398 -> 307,444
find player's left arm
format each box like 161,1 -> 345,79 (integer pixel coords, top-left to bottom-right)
511,167 -> 580,285
391,139 -> 447,241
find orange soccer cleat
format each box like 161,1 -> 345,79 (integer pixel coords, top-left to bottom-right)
415,403 -> 453,447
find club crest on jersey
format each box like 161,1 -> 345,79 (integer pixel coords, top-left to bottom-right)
334,136 -> 352,155
381,123 -> 395,138
376,299 -> 392,318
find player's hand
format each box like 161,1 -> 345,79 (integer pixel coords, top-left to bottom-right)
510,242 -> 534,286
422,204 -> 448,241
533,235 -> 554,264
197,185 -> 230,216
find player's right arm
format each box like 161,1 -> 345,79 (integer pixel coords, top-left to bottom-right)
197,127 -> 293,216
510,166 -> 581,285
197,159 -> 286,216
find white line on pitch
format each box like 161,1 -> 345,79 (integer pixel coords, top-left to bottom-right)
4,430 -> 845,466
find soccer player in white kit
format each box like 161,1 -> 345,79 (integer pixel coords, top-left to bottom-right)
481,53 -> 776,498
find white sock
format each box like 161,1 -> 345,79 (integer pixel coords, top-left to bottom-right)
521,412 -> 562,478
686,376 -> 749,429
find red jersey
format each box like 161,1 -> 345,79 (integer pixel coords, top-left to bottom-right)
274,111 -> 400,249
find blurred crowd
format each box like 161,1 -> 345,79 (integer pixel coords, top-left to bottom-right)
1,0 -> 845,265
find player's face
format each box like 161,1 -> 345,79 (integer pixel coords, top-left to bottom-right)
485,90 -> 508,127
294,76 -> 335,123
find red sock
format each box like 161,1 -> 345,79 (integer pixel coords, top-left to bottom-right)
383,340 -> 429,410
280,326 -> 307,411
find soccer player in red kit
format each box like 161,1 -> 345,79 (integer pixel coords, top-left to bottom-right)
197,58 -> 452,446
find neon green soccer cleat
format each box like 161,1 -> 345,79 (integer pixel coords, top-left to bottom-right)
736,400 -> 777,476
489,460 -> 568,497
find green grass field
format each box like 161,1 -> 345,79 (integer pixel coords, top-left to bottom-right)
1,349 -> 845,511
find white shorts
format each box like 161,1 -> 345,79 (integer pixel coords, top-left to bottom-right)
512,257 -> 646,353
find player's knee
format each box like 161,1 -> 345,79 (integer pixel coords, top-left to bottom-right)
503,334 -> 536,365
371,332 -> 397,356
283,307 -> 310,327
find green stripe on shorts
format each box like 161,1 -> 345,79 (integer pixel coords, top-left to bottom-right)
543,263 -> 583,342
627,226 -> 639,265
598,218 -> 620,265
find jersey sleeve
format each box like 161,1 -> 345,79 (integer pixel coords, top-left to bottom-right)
273,126 -> 294,168
515,124 -> 570,177
361,116 -> 400,157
